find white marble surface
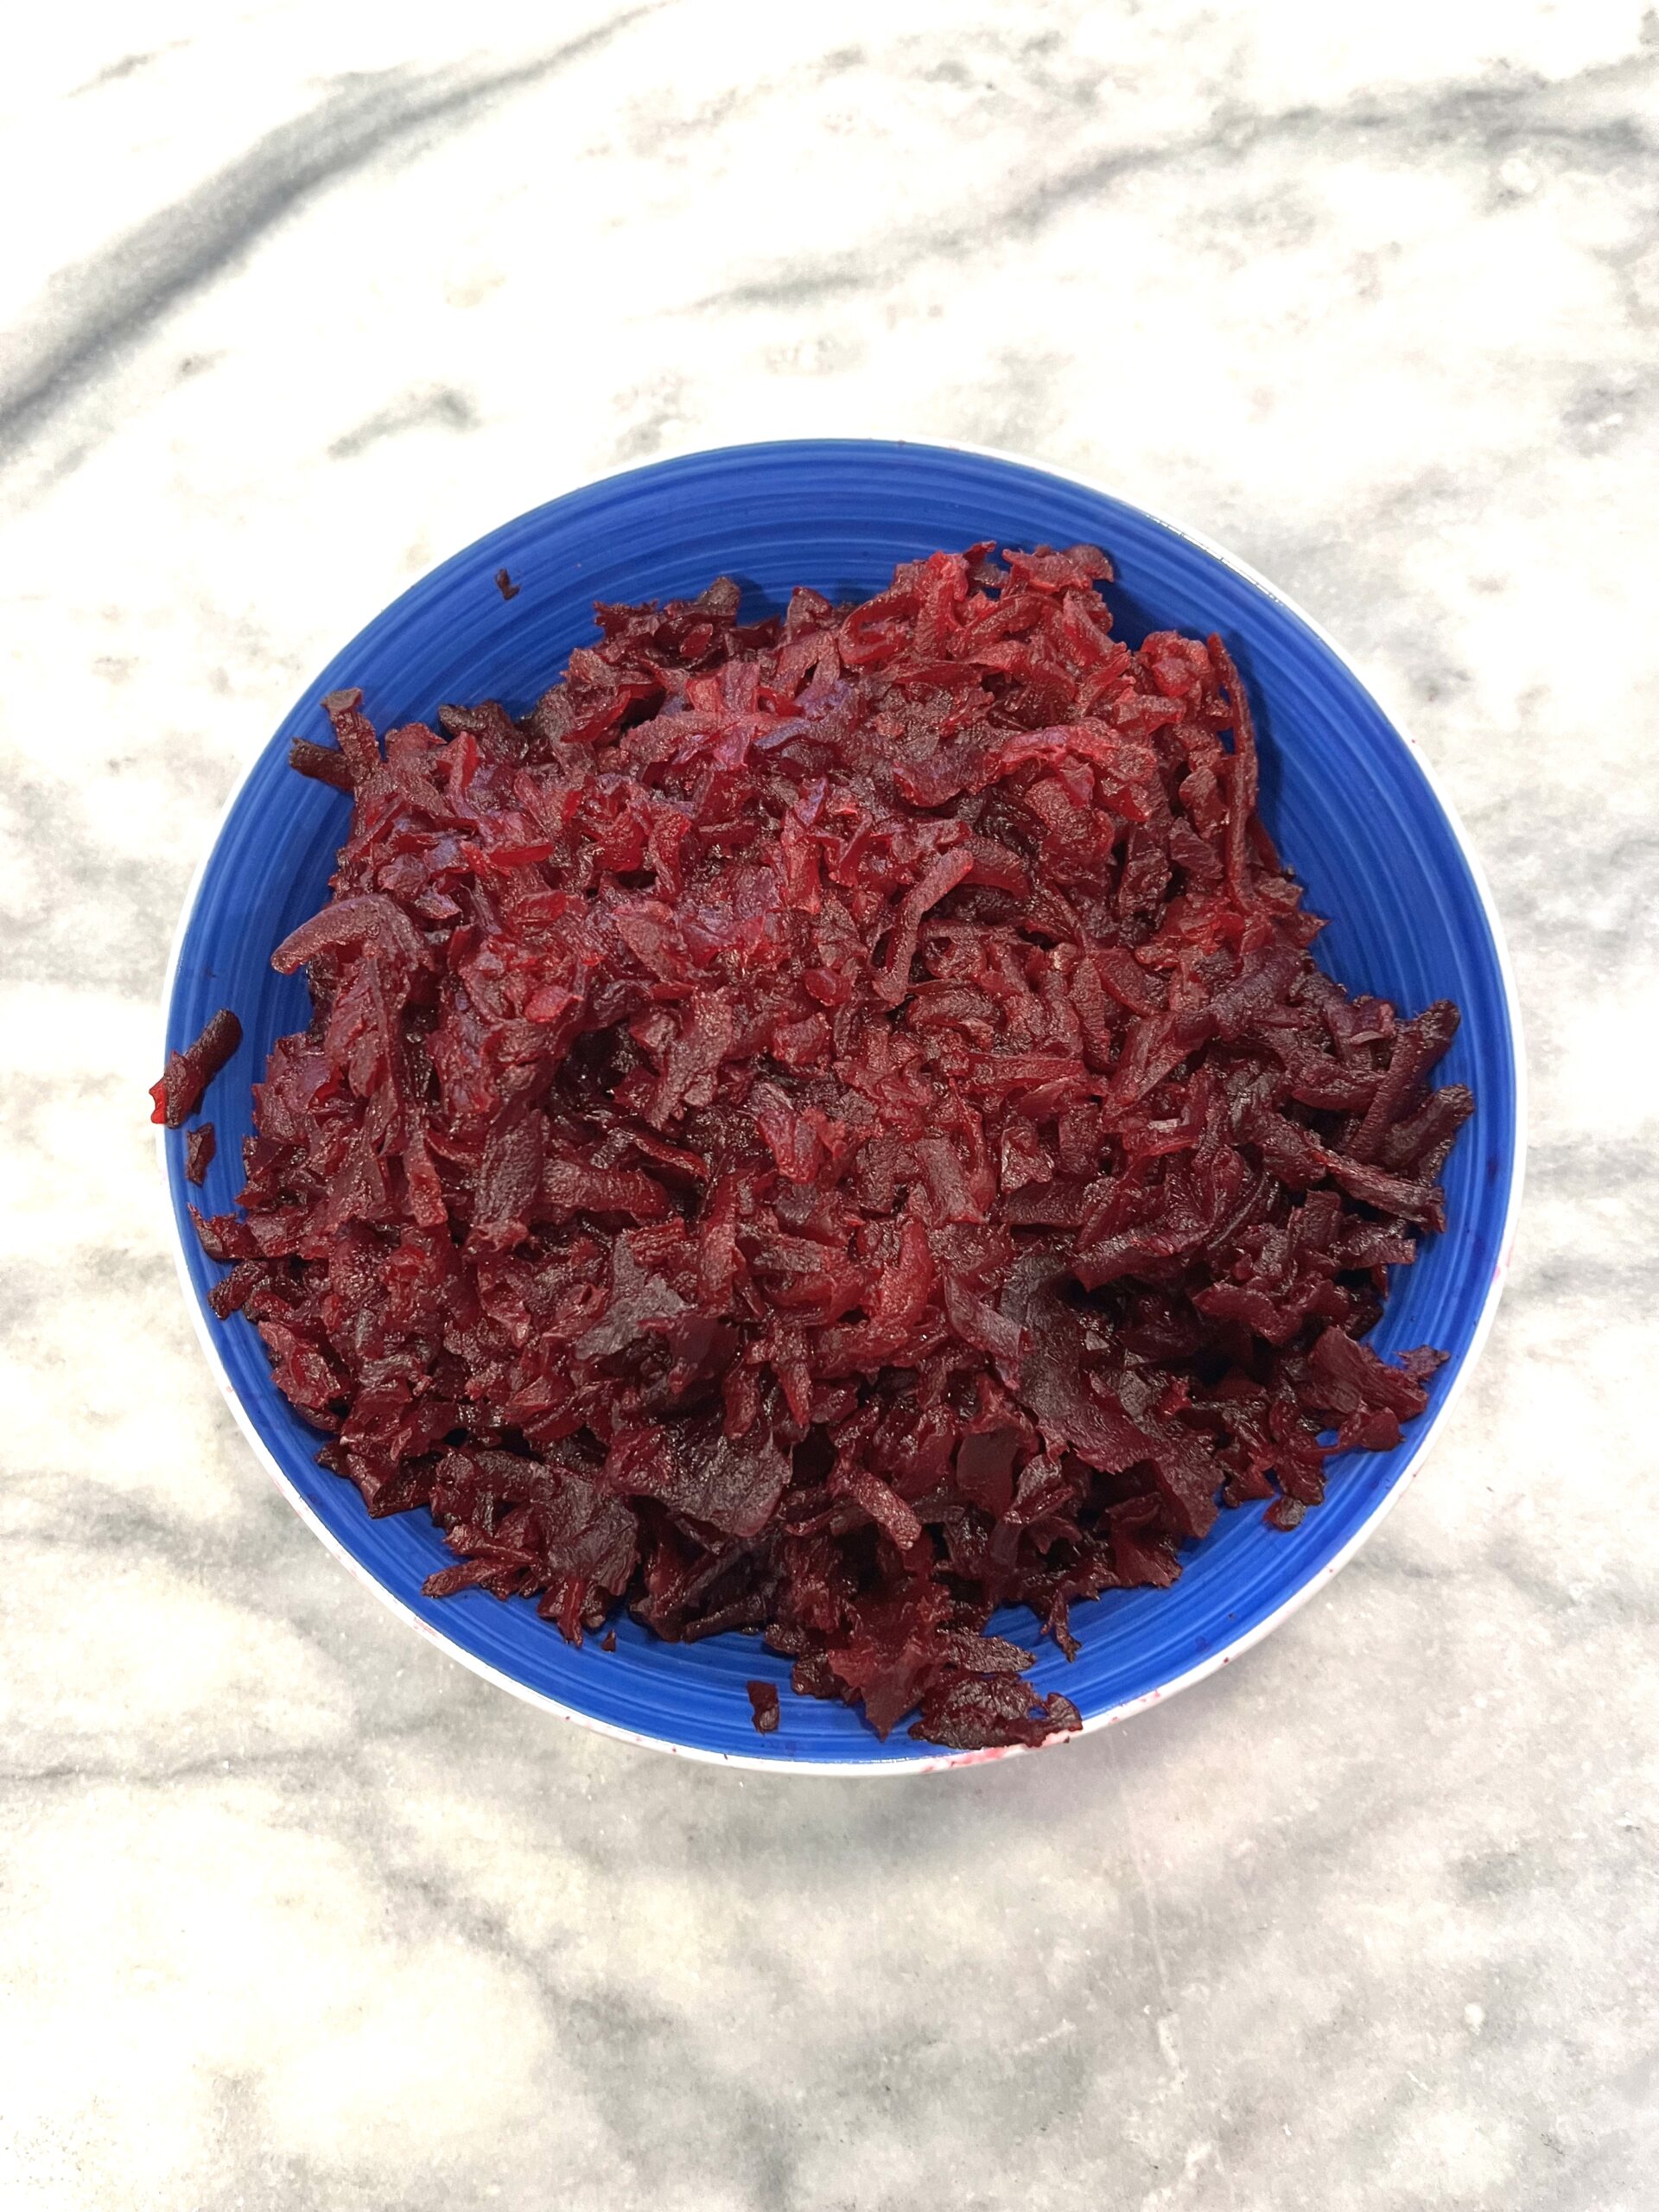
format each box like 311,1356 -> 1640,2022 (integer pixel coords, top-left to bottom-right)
3,5 -> 1656,2206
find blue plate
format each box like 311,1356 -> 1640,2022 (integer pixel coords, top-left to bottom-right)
160,441 -> 1524,1770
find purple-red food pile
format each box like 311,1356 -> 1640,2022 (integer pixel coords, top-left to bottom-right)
185,546 -> 1471,1749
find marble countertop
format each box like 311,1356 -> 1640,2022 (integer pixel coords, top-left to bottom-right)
3,7 -> 1655,2207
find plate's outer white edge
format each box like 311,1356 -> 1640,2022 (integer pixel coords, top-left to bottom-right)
156,438 -> 1529,1778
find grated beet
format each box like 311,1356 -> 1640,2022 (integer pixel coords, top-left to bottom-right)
151,1008 -> 242,1128
190,549 -> 1471,1750
184,1123 -> 217,1184
747,1681 -> 781,1733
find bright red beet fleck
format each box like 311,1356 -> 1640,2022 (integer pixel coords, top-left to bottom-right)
150,1009 -> 242,1128
747,1681 -> 781,1733
184,1123 -> 217,1183
186,551 -> 1471,1750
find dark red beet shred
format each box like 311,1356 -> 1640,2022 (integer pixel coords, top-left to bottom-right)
190,548 -> 1471,1750
747,1681 -> 781,1733
289,736 -> 356,791
184,1123 -> 217,1184
151,1008 -> 242,1128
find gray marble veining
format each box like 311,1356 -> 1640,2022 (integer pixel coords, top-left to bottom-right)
1,6 -> 1655,2207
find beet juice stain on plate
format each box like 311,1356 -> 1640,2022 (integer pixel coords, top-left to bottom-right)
157,442 -> 1523,1770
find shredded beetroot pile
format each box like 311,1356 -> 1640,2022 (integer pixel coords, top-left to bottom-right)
188,547 -> 1471,1749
